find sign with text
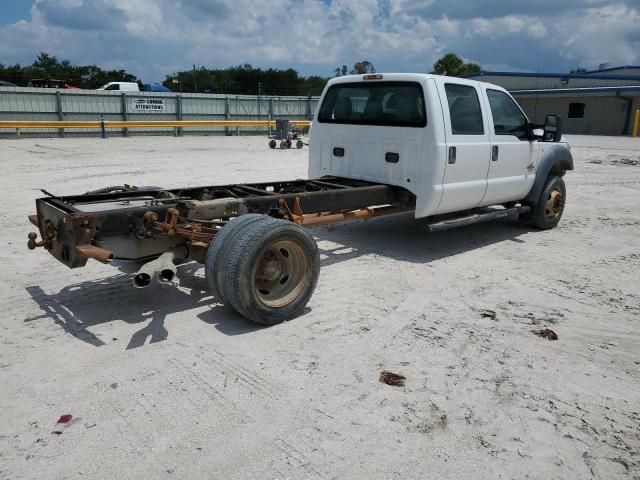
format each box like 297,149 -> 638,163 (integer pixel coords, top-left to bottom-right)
132,98 -> 165,112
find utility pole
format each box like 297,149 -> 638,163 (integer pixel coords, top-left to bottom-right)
192,64 -> 198,93
257,82 -> 262,126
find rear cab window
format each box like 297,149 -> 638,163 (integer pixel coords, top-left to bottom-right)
444,83 -> 484,135
318,81 -> 427,127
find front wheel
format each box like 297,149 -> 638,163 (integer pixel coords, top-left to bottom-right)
531,175 -> 566,229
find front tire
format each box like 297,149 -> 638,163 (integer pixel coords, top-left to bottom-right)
531,175 -> 566,229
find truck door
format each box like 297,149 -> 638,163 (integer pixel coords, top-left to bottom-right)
434,81 -> 492,215
480,88 -> 538,206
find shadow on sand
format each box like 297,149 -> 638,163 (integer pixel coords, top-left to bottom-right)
25,212 -> 532,349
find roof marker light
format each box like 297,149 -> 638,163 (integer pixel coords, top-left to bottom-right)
363,74 -> 383,80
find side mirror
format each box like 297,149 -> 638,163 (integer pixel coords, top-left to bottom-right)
543,115 -> 562,142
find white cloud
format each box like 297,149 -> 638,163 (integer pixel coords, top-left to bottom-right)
0,0 -> 638,81
558,4 -> 640,66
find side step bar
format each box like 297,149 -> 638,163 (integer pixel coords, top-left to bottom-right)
427,206 -> 530,232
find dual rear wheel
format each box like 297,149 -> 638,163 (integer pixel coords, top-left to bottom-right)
205,215 -> 320,325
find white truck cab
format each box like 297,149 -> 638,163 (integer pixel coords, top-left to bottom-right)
309,73 -> 572,228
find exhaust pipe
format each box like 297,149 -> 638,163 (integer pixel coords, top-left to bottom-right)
132,247 -> 186,288
156,252 -> 177,284
133,263 -> 155,288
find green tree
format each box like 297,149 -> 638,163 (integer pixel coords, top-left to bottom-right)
334,61 -> 376,76
0,62 -> 28,86
301,75 -> 329,96
0,52 -> 138,88
164,64 -> 329,96
350,60 -> 376,74
431,53 -> 481,77
334,65 -> 349,77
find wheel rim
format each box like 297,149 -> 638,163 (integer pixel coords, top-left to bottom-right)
253,240 -> 309,308
544,188 -> 564,221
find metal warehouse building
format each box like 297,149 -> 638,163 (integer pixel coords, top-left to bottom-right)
467,66 -> 640,136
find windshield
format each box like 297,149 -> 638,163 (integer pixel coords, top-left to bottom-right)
317,81 -> 426,127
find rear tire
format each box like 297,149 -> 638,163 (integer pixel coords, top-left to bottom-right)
531,175 -> 566,229
223,218 -> 320,325
268,139 -> 276,149
296,140 -> 303,149
205,214 -> 270,304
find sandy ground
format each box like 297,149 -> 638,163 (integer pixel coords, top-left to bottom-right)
0,134 -> 638,480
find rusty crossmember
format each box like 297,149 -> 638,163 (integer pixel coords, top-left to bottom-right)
277,197 -> 408,226
147,196 -> 408,248
151,196 -> 408,245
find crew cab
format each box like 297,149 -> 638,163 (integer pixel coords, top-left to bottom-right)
310,73 -> 571,228
27,74 -> 572,325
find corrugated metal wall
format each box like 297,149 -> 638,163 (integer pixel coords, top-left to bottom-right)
0,88 -> 319,137
514,93 -> 640,135
469,70 -> 640,135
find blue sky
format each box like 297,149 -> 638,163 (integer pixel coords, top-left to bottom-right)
1,0 -> 639,82
1,0 -> 32,24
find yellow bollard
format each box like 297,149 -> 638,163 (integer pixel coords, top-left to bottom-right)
633,109 -> 640,137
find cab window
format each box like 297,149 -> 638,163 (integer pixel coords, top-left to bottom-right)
487,89 -> 528,139
317,81 -> 426,127
444,84 -> 484,135
104,84 -> 120,91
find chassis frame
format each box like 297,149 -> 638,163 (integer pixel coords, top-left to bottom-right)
28,176 -> 415,269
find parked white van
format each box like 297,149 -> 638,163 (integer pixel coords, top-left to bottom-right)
97,82 -> 140,92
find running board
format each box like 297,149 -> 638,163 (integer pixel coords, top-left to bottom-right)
427,206 -> 530,232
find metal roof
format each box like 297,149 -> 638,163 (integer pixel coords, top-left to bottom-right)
467,71 -> 640,82
582,65 -> 640,74
511,86 -> 640,95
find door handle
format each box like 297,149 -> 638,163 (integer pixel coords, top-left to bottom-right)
448,146 -> 456,164
385,152 -> 399,163
492,145 -> 499,161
